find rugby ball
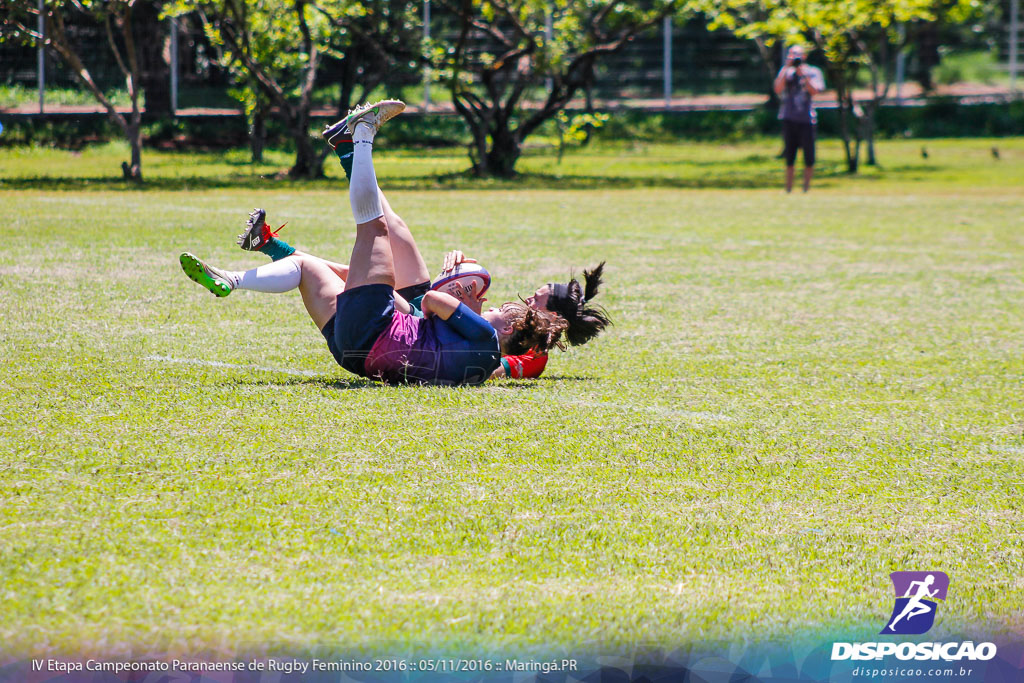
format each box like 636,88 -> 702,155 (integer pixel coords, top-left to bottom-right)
430,262 -> 491,301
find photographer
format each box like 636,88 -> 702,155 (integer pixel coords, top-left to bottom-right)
773,44 -> 825,193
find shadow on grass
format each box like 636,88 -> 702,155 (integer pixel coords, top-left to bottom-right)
226,376 -> 382,391
483,374 -> 594,387
0,164 -> 885,193
0,174 -> 321,192
821,163 -> 946,184
530,374 -> 595,382
230,374 -> 594,390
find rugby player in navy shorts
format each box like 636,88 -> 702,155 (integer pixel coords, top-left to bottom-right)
179,100 -> 567,385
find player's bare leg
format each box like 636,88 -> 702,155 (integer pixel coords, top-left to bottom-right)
274,202 -> 421,292
235,221 -> 414,313
284,251 -> 349,282
379,191 -> 430,290
337,101 -> 405,291
294,256 -> 347,329
180,250 -> 346,330
322,104 -> 425,290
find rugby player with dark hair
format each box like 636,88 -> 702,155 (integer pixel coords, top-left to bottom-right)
493,262 -> 611,379
179,100 -> 567,385
218,104 -> 611,381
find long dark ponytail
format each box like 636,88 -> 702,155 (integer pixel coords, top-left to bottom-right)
546,261 -> 612,346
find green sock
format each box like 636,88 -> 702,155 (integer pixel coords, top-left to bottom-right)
333,135 -> 355,179
261,237 -> 295,262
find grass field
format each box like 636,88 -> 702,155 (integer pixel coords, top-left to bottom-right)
1,137 -> 1023,659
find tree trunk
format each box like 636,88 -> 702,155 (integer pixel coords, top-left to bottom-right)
835,82 -> 855,173
463,116 -> 490,177
832,68 -> 862,175
250,105 -> 266,163
581,79 -> 595,146
287,114 -> 325,179
913,22 -> 940,93
483,125 -> 521,178
122,122 -> 143,181
756,37 -> 780,111
337,50 -> 361,117
289,135 -> 325,178
847,98 -> 862,174
839,119 -> 856,173
136,2 -> 171,116
863,101 -> 877,166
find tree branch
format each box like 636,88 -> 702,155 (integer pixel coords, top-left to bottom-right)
489,0 -> 531,43
294,0 -> 320,109
47,7 -> 128,133
590,0 -> 625,39
104,11 -> 131,81
500,54 -> 534,119
447,0 -> 474,105
215,9 -> 291,115
313,5 -> 397,67
119,2 -> 144,122
469,16 -> 516,48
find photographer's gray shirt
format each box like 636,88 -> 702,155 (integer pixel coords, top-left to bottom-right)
778,65 -> 825,124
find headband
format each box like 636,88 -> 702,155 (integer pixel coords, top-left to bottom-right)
547,282 -> 580,317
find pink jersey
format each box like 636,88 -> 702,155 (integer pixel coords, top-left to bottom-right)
364,306 -> 500,385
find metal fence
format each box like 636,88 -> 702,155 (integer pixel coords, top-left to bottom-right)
2,1 -> 1020,113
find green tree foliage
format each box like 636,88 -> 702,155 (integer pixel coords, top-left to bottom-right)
0,0 -> 152,181
167,0 -> 333,178
692,1 -> 785,107
320,0 -> 423,118
699,0 -> 984,172
432,0 -> 689,178
165,0 -> 424,177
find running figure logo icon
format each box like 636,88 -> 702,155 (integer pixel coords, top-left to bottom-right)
881,571 -> 949,635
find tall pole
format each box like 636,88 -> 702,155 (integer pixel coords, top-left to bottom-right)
545,6 -> 553,92
1011,0 -> 1020,96
422,0 -> 431,111
895,24 -> 906,104
663,15 -> 672,109
170,17 -> 179,114
37,0 -> 45,113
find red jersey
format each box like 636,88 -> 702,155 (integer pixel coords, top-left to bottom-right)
501,350 -> 548,379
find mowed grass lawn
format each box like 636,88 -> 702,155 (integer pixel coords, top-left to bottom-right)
1,137 -> 1022,657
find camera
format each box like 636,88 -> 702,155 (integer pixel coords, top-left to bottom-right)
792,56 -> 803,66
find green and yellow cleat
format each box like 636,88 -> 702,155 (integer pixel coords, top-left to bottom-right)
179,252 -> 234,297
322,99 -> 405,143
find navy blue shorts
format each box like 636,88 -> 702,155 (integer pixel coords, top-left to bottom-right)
396,281 -> 429,318
321,283 -> 396,376
396,281 -> 429,302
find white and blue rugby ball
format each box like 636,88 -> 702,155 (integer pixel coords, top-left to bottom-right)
430,262 -> 491,301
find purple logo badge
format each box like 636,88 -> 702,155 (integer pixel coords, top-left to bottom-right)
881,571 -> 949,635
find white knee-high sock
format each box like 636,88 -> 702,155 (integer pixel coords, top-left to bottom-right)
349,122 -> 384,224
231,258 -> 302,293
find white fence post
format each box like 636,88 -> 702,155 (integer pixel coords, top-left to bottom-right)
895,24 -> 906,105
663,15 -> 672,109
170,17 -> 179,114
1011,0 -> 1020,96
545,5 -> 553,92
423,0 -> 431,111
37,0 -> 45,113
